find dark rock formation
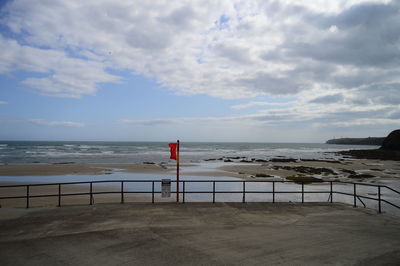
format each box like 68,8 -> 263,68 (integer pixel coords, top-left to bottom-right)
339,149 -> 400,160
300,159 -> 342,164
348,174 -> 375,179
272,165 -> 337,175
254,159 -> 268,162
285,175 -> 323,184
269,158 -> 297,163
326,137 -> 384,145
381,129 -> 400,150
338,129 -> 400,160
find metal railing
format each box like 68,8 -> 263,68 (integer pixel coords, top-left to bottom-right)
0,180 -> 399,213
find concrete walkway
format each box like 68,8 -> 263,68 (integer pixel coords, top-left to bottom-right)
0,202 -> 400,265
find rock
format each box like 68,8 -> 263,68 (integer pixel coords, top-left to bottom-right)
269,158 -> 297,163
255,173 -> 273,177
338,129 -> 400,160
381,129 -> 400,150
272,165 -> 337,175
339,148 -> 400,161
348,174 -> 375,179
285,175 -> 323,184
326,137 -> 385,145
341,169 -> 357,175
300,159 -> 342,164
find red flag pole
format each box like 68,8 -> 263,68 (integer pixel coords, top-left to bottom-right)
176,140 -> 180,203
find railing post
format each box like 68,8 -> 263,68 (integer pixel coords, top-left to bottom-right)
353,183 -> 356,207
272,181 -> 275,203
26,185 -> 29,208
242,181 -> 246,203
213,181 -> 216,203
378,186 -> 381,213
120,181 -> 124,204
90,182 -> 93,205
152,181 -> 155,204
330,181 -> 333,203
58,183 -> 61,207
301,182 -> 304,203
183,181 -> 186,204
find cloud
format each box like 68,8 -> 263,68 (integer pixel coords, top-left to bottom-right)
314,118 -> 400,128
29,119 -> 85,127
309,93 -> 344,104
0,101 -> 8,104
0,0 -> 398,101
0,36 -> 120,98
122,98 -> 399,129
1,0 -> 399,136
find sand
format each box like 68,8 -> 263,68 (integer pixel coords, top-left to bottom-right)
0,163 -> 172,176
218,159 -> 400,181
0,181 -> 174,208
1,159 -> 399,180
1,159 -> 400,208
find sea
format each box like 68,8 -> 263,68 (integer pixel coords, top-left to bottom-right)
0,141 -> 379,165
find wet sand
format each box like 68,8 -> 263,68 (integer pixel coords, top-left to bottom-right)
1,159 -> 399,180
0,163 -> 173,176
1,159 -> 400,208
0,159 -> 399,184
0,181 -> 173,208
218,159 -> 400,181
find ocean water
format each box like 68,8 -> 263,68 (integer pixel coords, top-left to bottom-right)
0,141 -> 379,165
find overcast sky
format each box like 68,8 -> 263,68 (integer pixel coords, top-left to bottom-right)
0,0 -> 399,142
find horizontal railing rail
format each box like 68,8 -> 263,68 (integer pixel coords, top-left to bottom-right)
0,180 -> 399,213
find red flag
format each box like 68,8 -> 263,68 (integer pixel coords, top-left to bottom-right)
169,143 -> 177,160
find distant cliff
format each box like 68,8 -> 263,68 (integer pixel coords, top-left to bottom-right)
338,129 -> 400,160
326,137 -> 385,145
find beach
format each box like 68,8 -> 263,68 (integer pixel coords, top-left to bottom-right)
1,158 -> 399,180
1,158 -> 400,210
1,141 -> 400,211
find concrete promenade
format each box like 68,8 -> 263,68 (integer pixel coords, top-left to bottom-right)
0,202 -> 400,265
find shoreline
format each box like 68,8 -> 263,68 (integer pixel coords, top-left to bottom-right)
1,158 -> 399,181
1,159 -> 400,212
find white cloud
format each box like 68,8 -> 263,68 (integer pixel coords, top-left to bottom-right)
121,97 -> 399,129
0,36 -> 120,98
29,119 -> 85,127
1,0 -> 399,137
1,0 -> 398,101
0,101 -> 8,104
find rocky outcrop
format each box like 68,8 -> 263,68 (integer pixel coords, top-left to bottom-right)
381,129 -> 400,150
326,137 -> 384,145
338,129 -> 400,160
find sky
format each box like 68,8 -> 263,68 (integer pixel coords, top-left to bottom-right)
0,0 -> 399,143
